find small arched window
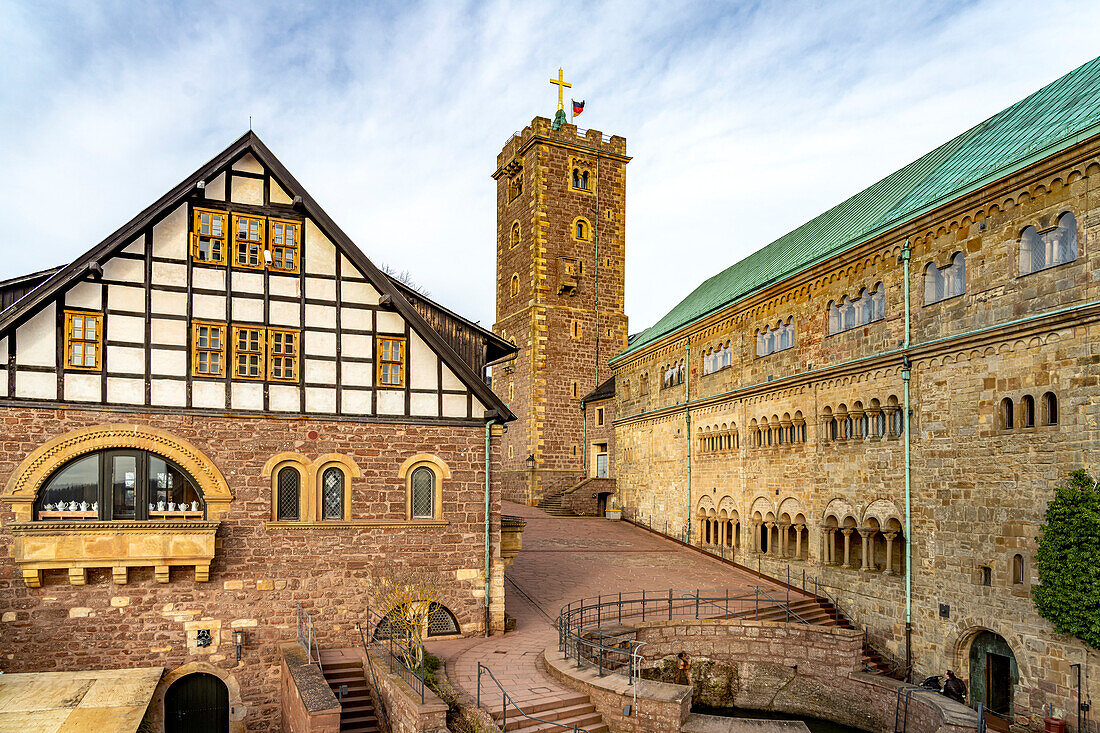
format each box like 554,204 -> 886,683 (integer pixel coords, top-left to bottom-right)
321,467 -> 345,520
1022,395 -> 1035,428
573,218 -> 590,241
277,466 -> 301,521
892,408 -> 904,437
1001,397 -> 1014,430
425,603 -> 460,637
572,168 -> 582,189
925,254 -> 966,305
1012,553 -> 1025,585
410,466 -> 435,519
510,222 -> 520,249
1042,392 -> 1058,426
510,275 -> 519,298
1020,211 -> 1078,275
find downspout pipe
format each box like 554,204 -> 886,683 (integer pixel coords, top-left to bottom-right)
484,417 -> 498,637
685,338 -> 692,542
900,240 -> 913,680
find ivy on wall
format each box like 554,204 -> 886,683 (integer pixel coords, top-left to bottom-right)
1033,469 -> 1100,649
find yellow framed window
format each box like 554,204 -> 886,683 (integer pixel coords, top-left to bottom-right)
192,208 -> 228,264
192,322 -> 226,377
233,326 -> 265,379
377,336 -> 406,388
64,311 -> 102,370
268,329 -> 299,382
269,219 -> 301,273
233,214 -> 265,269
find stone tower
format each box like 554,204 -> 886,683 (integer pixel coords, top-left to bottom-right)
492,117 -> 629,504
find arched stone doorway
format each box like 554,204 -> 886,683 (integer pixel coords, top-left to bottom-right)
968,631 -> 1018,718
165,672 -> 229,732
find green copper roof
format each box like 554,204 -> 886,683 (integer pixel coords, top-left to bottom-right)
614,55 -> 1100,362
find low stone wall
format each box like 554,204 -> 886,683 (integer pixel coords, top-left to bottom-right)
280,643 -> 340,733
359,648 -> 449,733
561,478 -> 617,516
544,645 -> 691,732
634,618 -> 978,733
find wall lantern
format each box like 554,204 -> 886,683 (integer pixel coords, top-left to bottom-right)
234,629 -> 245,662
525,454 -> 535,470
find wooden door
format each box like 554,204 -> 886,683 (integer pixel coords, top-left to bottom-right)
165,672 -> 229,733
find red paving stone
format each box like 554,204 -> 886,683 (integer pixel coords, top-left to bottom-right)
430,501 -> 803,716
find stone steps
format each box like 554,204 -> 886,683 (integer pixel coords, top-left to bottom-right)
491,694 -> 609,733
319,652 -> 382,733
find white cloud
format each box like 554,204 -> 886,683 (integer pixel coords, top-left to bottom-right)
1,0 -> 1098,334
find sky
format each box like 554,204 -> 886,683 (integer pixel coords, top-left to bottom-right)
3,0 -> 1100,333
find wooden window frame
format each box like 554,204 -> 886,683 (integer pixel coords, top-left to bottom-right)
406,463 -> 442,521
377,336 -> 407,389
268,218 -> 301,274
232,213 -> 266,270
64,310 -> 103,371
268,328 -> 300,383
191,208 -> 228,265
191,321 -> 227,378
233,326 -> 266,380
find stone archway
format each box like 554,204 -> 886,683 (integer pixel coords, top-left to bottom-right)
149,663 -> 246,733
966,630 -> 1019,718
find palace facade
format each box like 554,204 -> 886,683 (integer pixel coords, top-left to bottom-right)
609,57 -> 1100,729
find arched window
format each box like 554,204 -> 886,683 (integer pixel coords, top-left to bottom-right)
510,222 -> 520,249
924,262 -> 944,304
1020,211 -> 1078,275
1001,397 -> 1014,430
891,408 -> 904,437
277,466 -> 301,521
1012,554 -> 1025,585
34,449 -> 205,521
425,603 -> 460,637
581,170 -> 589,190
321,467 -> 344,520
871,283 -> 885,321
925,254 -> 966,305
573,218 -> 590,241
510,275 -> 519,297
1042,392 -> 1058,426
410,466 -> 435,519
1022,395 -> 1035,428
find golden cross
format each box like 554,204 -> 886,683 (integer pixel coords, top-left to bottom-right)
550,68 -> 571,111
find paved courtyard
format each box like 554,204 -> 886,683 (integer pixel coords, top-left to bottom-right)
429,501 -> 800,715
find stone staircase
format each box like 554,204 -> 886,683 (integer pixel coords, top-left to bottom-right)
535,489 -> 575,516
491,692 -> 609,732
318,650 -> 383,733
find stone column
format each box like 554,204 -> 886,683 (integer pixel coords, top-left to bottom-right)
859,529 -> 875,571
795,524 -> 805,559
883,531 -> 897,575
841,528 -> 854,568
765,522 -> 776,555
822,528 -> 833,564
752,521 -> 760,553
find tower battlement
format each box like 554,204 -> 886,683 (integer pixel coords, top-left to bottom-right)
493,117 -> 628,177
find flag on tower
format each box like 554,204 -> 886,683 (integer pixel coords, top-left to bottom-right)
572,99 -> 585,116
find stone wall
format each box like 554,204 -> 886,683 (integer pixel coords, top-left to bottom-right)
280,643 -> 340,733
360,649 -> 448,733
0,406 -> 506,731
612,138 -> 1100,729
560,477 -> 617,516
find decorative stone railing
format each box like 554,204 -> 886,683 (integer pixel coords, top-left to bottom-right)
9,519 -> 219,587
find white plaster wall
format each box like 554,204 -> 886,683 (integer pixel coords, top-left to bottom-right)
122,237 -> 145,255
233,153 -> 263,174
376,311 -> 404,334
151,379 -> 185,406
305,387 -> 336,414
270,178 -> 292,205
232,382 -> 263,410
106,346 -> 144,373
443,393 -> 468,418
205,172 -> 226,201
64,373 -> 101,402
151,349 -> 186,376
151,289 -> 186,314
16,371 -> 56,400
377,390 -> 404,415
340,307 -> 372,332
411,393 -> 438,417
304,359 -> 336,384
305,220 -> 336,275
342,280 -> 380,305
0,337 -> 6,397
152,204 -> 188,260
231,176 -> 263,205
232,297 -> 263,323
305,304 -> 336,329
108,315 -> 145,342
341,389 -> 371,415
305,331 -> 335,357
341,361 -> 372,387
192,295 -> 226,321
150,318 -> 187,345
304,277 -> 335,301
103,257 -> 144,283
15,305 -> 55,367
270,274 -> 299,298
108,285 -> 145,312
340,255 -> 360,277
66,282 -> 102,310
269,385 -> 299,412
409,332 -> 437,390
442,364 -> 464,391
194,268 -> 226,292
341,333 -> 372,359
106,377 -> 144,404
192,380 -> 226,409
269,300 -> 300,328
152,261 -> 187,288
232,271 -> 264,294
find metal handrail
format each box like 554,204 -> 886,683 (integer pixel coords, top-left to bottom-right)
478,662 -> 590,733
807,575 -> 911,680
296,603 -> 324,677
751,585 -> 813,625
363,608 -> 427,703
356,622 -> 393,733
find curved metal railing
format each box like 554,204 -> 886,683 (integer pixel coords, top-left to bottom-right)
477,662 -> 590,732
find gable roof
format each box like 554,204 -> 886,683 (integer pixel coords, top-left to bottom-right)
581,376 -> 615,406
614,54 -> 1100,363
0,131 -> 515,421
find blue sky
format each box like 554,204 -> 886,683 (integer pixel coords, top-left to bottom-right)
2,0 -> 1099,332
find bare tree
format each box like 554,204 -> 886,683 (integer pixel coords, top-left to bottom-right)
365,568 -> 443,667
378,262 -> 429,297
